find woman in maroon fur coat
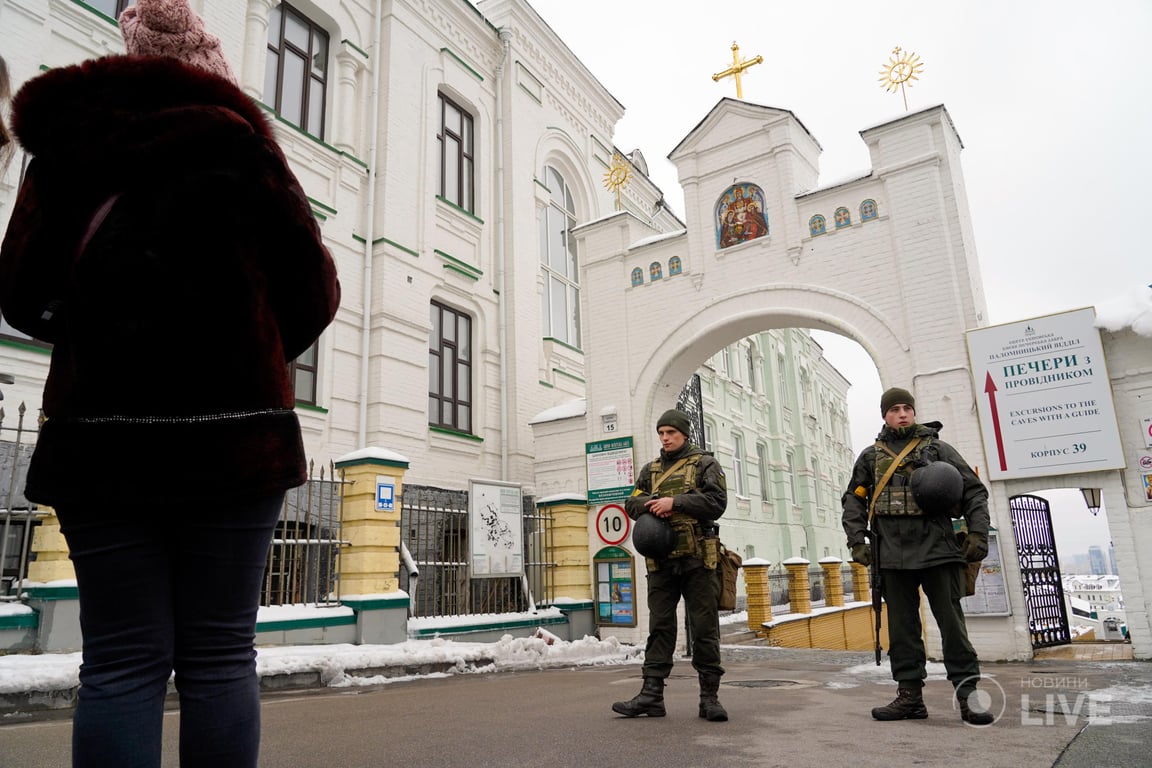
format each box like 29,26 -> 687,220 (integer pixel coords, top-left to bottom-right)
0,2 -> 339,766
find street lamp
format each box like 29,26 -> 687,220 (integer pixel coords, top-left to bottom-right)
1080,487 -> 1102,516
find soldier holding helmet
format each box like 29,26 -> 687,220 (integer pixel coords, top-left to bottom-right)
842,387 -> 995,725
613,409 -> 729,721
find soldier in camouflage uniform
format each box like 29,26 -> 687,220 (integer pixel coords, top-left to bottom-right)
612,409 -> 729,721
842,388 -> 994,725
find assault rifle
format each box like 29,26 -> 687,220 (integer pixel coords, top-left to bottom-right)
865,528 -> 882,665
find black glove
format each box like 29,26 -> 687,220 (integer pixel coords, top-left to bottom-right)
961,531 -> 988,562
850,542 -> 871,566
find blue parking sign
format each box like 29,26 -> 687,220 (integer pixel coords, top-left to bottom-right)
376,481 -> 395,511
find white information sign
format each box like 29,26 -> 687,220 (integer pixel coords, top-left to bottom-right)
469,479 -> 523,578
586,437 -> 635,504
966,308 -> 1125,481
960,529 -> 1009,616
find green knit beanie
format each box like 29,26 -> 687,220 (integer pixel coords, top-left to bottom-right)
880,387 -> 915,415
656,409 -> 692,437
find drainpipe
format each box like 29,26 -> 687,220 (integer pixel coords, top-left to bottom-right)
358,0 -> 385,448
496,28 -> 511,480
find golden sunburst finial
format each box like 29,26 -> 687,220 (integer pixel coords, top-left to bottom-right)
878,46 -> 924,111
603,153 -> 632,211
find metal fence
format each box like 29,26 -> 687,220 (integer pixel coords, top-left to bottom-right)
0,402 -> 41,600
260,460 -> 346,608
400,485 -> 554,617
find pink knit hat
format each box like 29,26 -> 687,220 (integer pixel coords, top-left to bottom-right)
120,0 -> 236,83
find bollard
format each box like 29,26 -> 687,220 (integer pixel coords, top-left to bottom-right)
742,558 -> 773,633
783,557 -> 811,615
819,557 -> 845,607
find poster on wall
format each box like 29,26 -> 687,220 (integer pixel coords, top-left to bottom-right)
966,307 -> 1125,481
594,547 -> 636,627
469,479 -> 523,578
959,528 -> 1010,616
586,437 -> 635,505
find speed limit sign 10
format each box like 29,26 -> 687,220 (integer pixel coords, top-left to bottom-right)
595,503 -> 631,546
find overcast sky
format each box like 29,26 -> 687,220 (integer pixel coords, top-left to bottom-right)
526,0 -> 1148,552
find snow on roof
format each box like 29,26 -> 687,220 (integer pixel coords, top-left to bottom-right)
1095,284 -> 1152,337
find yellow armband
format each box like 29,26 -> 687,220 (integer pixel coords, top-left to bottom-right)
853,485 -> 868,499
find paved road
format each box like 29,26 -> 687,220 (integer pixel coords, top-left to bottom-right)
2,647 -> 1150,767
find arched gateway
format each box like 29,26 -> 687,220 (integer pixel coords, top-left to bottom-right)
573,98 -> 1008,655
579,99 -> 987,443
561,98 -> 1149,662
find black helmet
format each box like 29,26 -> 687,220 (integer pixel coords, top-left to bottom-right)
910,461 -> 964,515
632,513 -> 675,558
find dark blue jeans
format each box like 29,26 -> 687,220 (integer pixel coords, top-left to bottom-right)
57,495 -> 283,768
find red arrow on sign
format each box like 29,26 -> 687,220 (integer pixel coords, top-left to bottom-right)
984,372 -> 1008,472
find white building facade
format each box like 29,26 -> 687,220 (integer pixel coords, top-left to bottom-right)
0,1 -> 849,576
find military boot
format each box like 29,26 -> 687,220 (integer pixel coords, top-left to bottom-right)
697,672 -> 728,722
958,691 -> 995,725
871,687 -> 928,721
612,677 -> 666,718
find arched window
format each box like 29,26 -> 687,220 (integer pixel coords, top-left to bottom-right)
264,3 -> 330,139
809,214 -> 826,237
429,300 -> 473,433
745,342 -> 757,392
630,267 -> 644,287
756,442 -> 770,498
731,432 -> 746,496
834,207 -> 851,229
669,256 -> 682,275
860,199 -> 879,222
786,451 -> 798,504
437,93 -> 475,212
649,262 -> 663,280
539,166 -> 580,346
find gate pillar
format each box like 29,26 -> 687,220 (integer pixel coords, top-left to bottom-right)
334,448 -> 408,596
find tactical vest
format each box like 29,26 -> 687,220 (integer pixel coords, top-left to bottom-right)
871,437 -> 934,516
648,453 -> 704,559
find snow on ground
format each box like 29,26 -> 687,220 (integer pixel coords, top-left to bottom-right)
0,633 -> 642,695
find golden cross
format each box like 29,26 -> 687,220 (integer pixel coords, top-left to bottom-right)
712,41 -> 763,99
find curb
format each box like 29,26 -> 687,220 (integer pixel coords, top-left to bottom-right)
0,658 -> 496,716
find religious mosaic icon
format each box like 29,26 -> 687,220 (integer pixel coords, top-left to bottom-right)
715,183 -> 769,249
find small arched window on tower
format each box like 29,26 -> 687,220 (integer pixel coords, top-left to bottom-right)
834,207 -> 851,229
809,214 -> 826,237
649,262 -> 663,281
669,256 -> 682,275
860,199 -> 879,222
631,267 -> 644,287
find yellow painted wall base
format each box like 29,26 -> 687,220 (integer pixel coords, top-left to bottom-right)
762,604 -> 890,651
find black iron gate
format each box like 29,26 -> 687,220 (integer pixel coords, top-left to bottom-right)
1010,494 -> 1070,648
676,373 -> 705,449
399,485 -> 551,617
